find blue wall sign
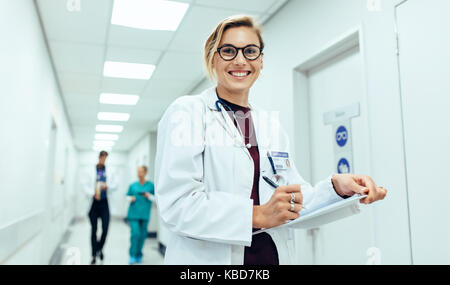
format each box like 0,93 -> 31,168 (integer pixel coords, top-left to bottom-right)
336,125 -> 348,147
337,157 -> 350,173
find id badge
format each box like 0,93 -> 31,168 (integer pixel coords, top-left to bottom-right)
270,151 -> 291,171
268,151 -> 291,186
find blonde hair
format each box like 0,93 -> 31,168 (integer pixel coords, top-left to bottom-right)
139,165 -> 148,173
203,15 -> 264,81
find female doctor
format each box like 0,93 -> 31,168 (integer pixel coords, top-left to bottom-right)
154,15 -> 387,265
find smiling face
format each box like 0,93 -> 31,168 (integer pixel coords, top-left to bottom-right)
213,26 -> 263,96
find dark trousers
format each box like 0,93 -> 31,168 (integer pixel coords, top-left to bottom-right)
88,199 -> 110,257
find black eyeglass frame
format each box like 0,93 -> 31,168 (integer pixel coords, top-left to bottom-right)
216,44 -> 263,61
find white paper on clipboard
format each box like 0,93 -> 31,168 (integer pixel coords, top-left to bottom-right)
253,194 -> 367,235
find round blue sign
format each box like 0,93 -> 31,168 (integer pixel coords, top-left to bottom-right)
335,125 -> 348,147
337,158 -> 350,173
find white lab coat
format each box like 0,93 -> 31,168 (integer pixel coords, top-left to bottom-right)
82,165 -> 118,199
154,86 -> 344,265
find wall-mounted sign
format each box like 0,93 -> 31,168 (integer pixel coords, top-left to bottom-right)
323,102 -> 360,174
336,125 -> 348,147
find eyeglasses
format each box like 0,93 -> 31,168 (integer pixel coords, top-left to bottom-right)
216,44 -> 263,61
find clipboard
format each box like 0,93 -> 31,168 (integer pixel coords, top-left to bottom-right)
253,194 -> 367,235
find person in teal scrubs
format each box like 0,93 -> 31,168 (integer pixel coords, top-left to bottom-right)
126,165 -> 155,264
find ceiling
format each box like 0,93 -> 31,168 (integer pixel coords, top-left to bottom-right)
35,0 -> 288,151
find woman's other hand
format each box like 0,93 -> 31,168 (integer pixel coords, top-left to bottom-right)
331,174 -> 387,204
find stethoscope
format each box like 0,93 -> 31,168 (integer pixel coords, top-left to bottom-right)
215,98 -> 251,149
216,97 -> 287,186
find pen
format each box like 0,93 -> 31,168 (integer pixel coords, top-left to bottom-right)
267,151 -> 277,175
262,175 -> 279,189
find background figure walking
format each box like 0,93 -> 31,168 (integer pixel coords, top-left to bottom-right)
85,150 -> 117,265
126,166 -> 155,264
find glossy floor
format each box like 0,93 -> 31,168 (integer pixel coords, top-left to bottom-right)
53,217 -> 164,265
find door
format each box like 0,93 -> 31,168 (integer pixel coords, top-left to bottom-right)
396,0 -> 450,264
307,45 -> 375,264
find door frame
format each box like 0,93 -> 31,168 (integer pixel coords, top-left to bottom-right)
393,0 -> 420,265
291,25 -> 377,263
292,26 -> 373,183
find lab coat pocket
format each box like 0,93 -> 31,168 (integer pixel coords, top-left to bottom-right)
203,145 -> 235,193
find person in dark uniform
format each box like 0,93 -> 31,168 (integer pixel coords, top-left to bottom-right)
88,150 -> 110,265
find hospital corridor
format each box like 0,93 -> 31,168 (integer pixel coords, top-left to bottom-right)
1,0 -> 449,269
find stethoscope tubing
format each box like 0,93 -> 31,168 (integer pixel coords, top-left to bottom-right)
215,99 -> 247,146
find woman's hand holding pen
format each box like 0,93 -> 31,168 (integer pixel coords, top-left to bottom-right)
252,184 -> 303,229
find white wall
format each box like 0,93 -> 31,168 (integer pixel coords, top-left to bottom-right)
0,0 -> 79,264
394,0 -> 450,264
249,0 -> 411,264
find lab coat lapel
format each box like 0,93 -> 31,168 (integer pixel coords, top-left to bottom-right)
202,87 -> 251,160
251,107 -> 273,206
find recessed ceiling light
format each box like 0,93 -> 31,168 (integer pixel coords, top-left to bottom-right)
93,145 -> 113,152
96,125 -> 124,133
93,140 -> 115,147
95,133 -> 119,141
111,0 -> 189,31
103,61 -> 155,80
99,93 -> 140,105
97,112 -> 130,122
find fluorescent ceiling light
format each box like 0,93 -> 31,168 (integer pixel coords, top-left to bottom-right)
93,140 -> 115,147
100,93 -> 139,105
95,133 -> 119,141
98,112 -> 130,122
103,61 -> 155,80
96,125 -> 124,133
93,145 -> 112,152
111,0 -> 189,31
